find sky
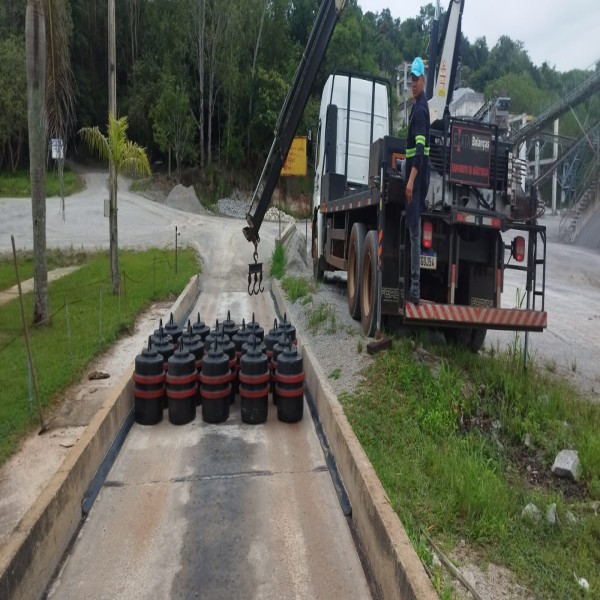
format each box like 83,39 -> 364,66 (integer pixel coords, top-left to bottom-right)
357,0 -> 600,72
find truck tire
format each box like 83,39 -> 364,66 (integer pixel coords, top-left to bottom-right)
445,328 -> 487,353
469,328 -> 487,353
311,217 -> 325,282
360,230 -> 378,337
347,223 -> 366,319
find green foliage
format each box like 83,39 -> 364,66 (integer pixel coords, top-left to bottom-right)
485,70 -> 546,115
150,75 -> 197,178
1,0 -> 595,177
270,242 -> 287,279
0,35 -> 27,171
341,338 -> 600,597
0,168 -> 83,198
0,247 -> 89,292
0,248 -> 198,466
306,301 -> 335,332
79,114 -> 151,180
329,367 -> 341,380
281,275 -> 315,302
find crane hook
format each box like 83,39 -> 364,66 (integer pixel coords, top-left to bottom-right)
247,242 -> 264,296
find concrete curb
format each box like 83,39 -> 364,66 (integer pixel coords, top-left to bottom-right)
0,275 -> 200,600
272,281 -> 437,600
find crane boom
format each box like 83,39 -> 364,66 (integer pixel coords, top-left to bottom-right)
243,0 -> 347,248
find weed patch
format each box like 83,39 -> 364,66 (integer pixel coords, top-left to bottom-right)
306,301 -> 335,333
270,242 -> 287,279
281,275 -> 315,303
340,338 -> 600,598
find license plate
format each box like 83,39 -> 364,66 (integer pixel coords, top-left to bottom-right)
420,253 -> 437,270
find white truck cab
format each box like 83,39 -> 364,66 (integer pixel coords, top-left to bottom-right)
313,72 -> 391,267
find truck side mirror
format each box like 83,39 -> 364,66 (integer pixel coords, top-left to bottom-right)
324,104 -> 338,173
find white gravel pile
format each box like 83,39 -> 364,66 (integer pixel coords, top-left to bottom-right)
217,196 -> 295,223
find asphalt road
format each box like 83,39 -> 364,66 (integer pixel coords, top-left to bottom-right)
486,214 -> 600,397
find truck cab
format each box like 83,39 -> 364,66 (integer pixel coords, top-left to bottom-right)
312,72 -> 391,277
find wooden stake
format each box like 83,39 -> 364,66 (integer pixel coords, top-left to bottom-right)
11,235 -> 47,433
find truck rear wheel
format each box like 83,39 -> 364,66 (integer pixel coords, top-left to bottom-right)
360,230 -> 378,337
347,223 -> 366,319
445,328 -> 487,353
311,217 -> 325,282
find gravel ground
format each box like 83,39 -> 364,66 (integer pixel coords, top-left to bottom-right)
274,246 -> 373,398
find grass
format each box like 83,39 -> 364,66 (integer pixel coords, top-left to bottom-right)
270,242 -> 287,279
0,247 -> 198,467
0,247 -> 91,292
306,301 -> 336,333
0,168 -> 84,197
340,337 -> 600,599
281,275 -> 316,303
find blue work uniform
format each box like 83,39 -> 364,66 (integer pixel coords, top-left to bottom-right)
405,89 -> 430,302
405,89 -> 430,229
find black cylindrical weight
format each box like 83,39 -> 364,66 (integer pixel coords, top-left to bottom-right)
246,313 -> 264,341
279,313 -> 296,345
264,320 -> 281,399
222,310 -> 237,339
133,337 -> 165,425
166,343 -> 197,425
276,345 -> 304,423
239,344 -> 269,424
216,334 -> 237,404
242,334 -> 266,357
200,343 -> 231,423
271,335 -> 292,405
232,320 -> 252,396
181,322 -> 205,405
192,312 -> 210,341
165,312 -> 183,348
151,320 -> 173,350
152,325 -> 174,406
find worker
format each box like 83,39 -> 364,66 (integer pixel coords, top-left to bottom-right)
405,56 -> 430,305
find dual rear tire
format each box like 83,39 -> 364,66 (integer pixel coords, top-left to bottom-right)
346,224 -> 378,337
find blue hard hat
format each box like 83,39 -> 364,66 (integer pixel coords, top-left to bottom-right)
410,57 -> 425,78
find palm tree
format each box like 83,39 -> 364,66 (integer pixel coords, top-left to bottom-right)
79,113 -> 151,294
25,0 -> 75,325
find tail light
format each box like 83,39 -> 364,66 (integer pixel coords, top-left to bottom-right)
512,236 -> 525,262
422,221 -> 433,249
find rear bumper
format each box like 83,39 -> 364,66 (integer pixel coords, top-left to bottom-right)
402,301 -> 547,332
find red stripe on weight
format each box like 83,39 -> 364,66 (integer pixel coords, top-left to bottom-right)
201,384 -> 232,400
239,385 -> 270,399
134,388 -> 164,400
239,372 -> 270,385
276,385 -> 305,398
166,372 -> 198,385
167,387 -> 198,400
133,373 -> 164,385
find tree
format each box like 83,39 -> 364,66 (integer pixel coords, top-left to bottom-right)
0,36 -> 27,171
485,71 -> 545,115
79,114 -> 151,294
24,0 -> 75,326
151,77 -> 197,180
26,0 -> 49,326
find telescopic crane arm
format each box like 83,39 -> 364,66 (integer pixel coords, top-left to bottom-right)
243,0 -> 347,249
427,0 -> 464,123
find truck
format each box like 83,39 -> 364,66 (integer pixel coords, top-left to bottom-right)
244,0 -> 547,349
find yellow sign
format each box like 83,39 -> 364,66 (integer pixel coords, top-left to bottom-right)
281,136 -> 307,176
